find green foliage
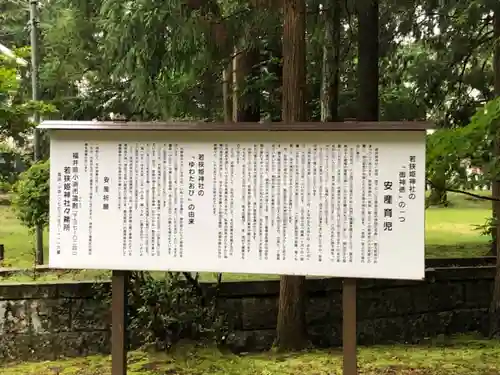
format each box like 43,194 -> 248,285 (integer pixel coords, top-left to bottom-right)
11,160 -> 50,231
129,272 -> 227,350
0,54 -> 57,146
2,0 -> 494,127
426,97 -> 500,192
96,272 -> 227,351
0,142 -> 29,193
474,216 -> 496,241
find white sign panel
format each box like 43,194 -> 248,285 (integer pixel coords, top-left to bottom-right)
48,130 -> 425,280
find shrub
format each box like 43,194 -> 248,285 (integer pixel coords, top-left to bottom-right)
95,271 -> 227,351
0,142 -> 30,193
11,160 -> 50,231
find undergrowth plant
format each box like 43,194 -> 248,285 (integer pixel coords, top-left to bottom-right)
11,160 -> 50,232
95,271 -> 228,351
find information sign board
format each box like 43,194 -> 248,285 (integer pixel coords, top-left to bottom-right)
45,125 -> 426,279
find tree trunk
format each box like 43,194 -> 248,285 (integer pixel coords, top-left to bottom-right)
233,47 -> 261,122
276,0 -> 308,352
491,6 -> 500,258
202,70 -> 217,120
320,0 -> 341,122
222,63 -> 233,123
489,6 -> 500,337
356,0 -> 379,120
268,38 -> 283,122
345,0 -> 379,365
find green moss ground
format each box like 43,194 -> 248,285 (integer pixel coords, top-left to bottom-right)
1,335 -> 500,375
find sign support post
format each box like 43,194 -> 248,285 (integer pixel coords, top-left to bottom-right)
112,270 -> 127,375
343,278 -> 357,375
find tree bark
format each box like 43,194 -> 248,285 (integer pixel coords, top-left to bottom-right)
222,63 -> 233,123
268,38 -> 283,122
233,47 -> 261,122
345,0 -> 379,366
356,0 -> 379,120
491,6 -> 500,258
276,0 -> 308,352
489,5 -> 500,337
281,0 -> 306,124
320,0 -> 341,122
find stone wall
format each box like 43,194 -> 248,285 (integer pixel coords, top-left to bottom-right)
222,266 -> 494,351
0,282 -> 110,361
0,265 -> 494,360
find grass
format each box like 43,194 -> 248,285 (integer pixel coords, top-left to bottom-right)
425,192 -> 490,258
1,335 -> 500,374
0,191 -> 493,283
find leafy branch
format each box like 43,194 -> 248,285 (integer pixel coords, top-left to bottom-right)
426,178 -> 500,202
426,97 -> 500,206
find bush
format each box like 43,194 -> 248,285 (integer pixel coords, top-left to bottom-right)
11,160 -> 50,231
129,272 -> 227,350
0,142 -> 30,193
95,271 -> 227,351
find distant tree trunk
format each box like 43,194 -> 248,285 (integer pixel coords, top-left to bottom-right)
348,0 -> 379,367
233,47 -> 261,122
427,174 -> 449,207
489,6 -> 500,337
267,38 -> 283,122
222,63 -> 233,123
276,0 -> 308,352
427,187 -> 448,207
356,0 -> 379,120
321,0 -> 341,122
491,8 -> 500,257
202,70 -> 217,120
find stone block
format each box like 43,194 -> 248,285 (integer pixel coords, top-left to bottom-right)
308,321 -> 342,347
53,331 -> 111,357
307,293 -> 342,325
464,281 -> 492,309
412,282 -> 464,313
357,287 -> 414,320
58,281 -> 107,298
447,308 -> 489,335
24,333 -> 57,361
216,280 -> 280,298
415,311 -> 452,337
225,329 -> 275,353
72,298 -> 110,331
404,312 -> 437,340
0,283 -> 58,300
358,316 -> 408,345
241,297 -> 277,330
27,298 -> 72,333
217,298 -> 243,330
0,333 -> 36,361
0,300 -> 29,334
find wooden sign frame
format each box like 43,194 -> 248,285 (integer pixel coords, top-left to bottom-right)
39,120 -> 433,375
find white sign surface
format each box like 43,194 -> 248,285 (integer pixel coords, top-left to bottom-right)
49,130 -> 425,280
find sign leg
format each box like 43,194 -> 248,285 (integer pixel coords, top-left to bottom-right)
112,270 -> 128,375
343,278 -> 357,375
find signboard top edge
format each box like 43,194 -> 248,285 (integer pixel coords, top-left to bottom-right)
38,120 -> 434,132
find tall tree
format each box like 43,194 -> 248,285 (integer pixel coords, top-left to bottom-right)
233,46 -> 261,122
490,2 -> 500,337
320,0 -> 341,121
276,0 -> 308,351
347,0 -> 379,370
357,0 -> 379,120
0,58 -> 33,145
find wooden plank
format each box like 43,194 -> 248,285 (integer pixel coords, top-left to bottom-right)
38,120 -> 434,131
112,270 -> 127,375
343,278 -> 357,375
